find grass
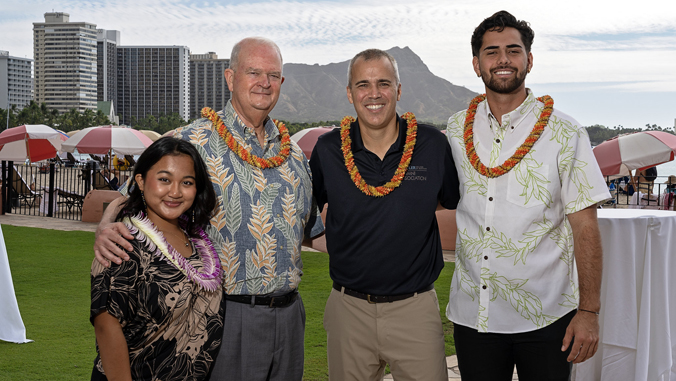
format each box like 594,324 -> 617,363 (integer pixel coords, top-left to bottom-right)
0,225 -> 455,380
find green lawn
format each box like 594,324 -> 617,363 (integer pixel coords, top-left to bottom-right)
0,225 -> 455,380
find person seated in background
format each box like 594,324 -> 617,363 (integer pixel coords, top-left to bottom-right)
631,166 -> 657,195
91,137 -> 223,381
102,168 -> 119,190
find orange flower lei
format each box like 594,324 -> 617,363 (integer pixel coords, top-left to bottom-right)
463,94 -> 553,178
202,107 -> 291,169
340,112 -> 417,197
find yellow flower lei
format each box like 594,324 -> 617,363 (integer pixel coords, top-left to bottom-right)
340,112 -> 417,197
202,107 -> 291,169
463,94 -> 554,178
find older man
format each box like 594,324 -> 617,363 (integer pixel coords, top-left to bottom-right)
94,37 -> 324,381
310,49 -> 460,380
445,11 -> 610,380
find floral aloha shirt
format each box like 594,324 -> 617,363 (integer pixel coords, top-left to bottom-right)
90,221 -> 225,380
445,90 -> 611,334
172,101 -> 324,295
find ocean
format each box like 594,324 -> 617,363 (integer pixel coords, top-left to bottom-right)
656,160 -> 676,178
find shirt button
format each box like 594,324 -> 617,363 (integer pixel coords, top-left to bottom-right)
484,256 -> 488,260
486,227 -> 491,231
489,197 -> 493,201
511,126 -> 515,129
496,139 -> 501,143
482,285 -> 487,290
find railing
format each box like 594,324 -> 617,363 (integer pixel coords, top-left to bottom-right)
604,175 -> 676,210
1,161 -> 132,220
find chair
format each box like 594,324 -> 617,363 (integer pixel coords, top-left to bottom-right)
93,171 -> 115,191
56,188 -> 85,213
10,166 -> 39,208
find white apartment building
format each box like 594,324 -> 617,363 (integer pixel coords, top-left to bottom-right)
0,51 -> 33,110
33,12 -> 98,113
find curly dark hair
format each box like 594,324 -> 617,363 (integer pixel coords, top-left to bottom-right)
471,11 -> 535,57
116,136 -> 217,236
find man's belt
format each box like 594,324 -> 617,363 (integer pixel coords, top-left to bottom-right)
225,290 -> 298,308
333,282 -> 434,304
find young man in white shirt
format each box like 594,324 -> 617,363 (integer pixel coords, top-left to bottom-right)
446,10 -> 610,380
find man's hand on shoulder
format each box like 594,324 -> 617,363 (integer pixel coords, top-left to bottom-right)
94,222 -> 134,267
561,310 -> 599,364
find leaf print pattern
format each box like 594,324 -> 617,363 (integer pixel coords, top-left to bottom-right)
225,184 -> 242,238
260,183 -> 281,214
490,217 -> 553,265
458,227 -> 490,263
513,153 -> 553,206
252,169 -> 268,192
454,255 -> 480,302
461,158 -> 488,196
445,93 -> 610,333
481,268 -> 555,328
167,102 -> 323,297
91,235 -> 224,380
230,151 -> 256,201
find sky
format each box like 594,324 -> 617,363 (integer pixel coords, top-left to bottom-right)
1,0 -> 675,130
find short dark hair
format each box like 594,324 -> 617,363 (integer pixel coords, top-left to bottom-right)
116,136 -> 217,236
471,11 -> 535,57
347,48 -> 400,87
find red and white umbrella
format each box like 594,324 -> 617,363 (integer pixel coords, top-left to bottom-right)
291,126 -> 338,159
0,124 -> 67,162
593,131 -> 676,177
62,125 -> 154,156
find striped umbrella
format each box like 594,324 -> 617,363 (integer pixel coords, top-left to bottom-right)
291,126 -> 338,160
62,125 -> 154,156
593,131 -> 676,177
0,124 -> 67,162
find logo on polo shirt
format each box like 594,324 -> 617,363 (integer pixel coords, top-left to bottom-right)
405,166 -> 427,181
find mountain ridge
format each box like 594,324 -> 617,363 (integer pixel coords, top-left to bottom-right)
271,46 -> 478,124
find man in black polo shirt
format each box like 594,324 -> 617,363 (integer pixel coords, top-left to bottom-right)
310,49 -> 460,380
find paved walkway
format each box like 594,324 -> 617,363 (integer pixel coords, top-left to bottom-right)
0,213 -> 520,380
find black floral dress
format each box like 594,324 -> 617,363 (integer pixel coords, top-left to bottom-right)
90,227 -> 225,381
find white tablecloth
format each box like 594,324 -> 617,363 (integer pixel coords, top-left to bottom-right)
0,225 -> 32,343
574,209 -> 676,381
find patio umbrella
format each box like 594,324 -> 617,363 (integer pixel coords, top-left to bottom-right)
0,124 -> 67,162
62,125 -> 154,156
139,130 -> 162,141
593,131 -> 676,177
291,126 -> 338,159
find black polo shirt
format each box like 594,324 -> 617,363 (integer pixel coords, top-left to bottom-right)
310,115 -> 460,295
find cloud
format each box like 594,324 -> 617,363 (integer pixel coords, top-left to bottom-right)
1,0 -> 675,127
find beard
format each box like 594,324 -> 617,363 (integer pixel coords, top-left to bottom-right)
482,66 -> 528,94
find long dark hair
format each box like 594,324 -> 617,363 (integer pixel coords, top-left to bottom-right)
116,137 -> 217,236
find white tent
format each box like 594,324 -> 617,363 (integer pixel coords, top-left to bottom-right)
0,226 -> 32,343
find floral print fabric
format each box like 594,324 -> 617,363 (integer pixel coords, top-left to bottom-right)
90,229 -> 225,380
171,101 -> 324,295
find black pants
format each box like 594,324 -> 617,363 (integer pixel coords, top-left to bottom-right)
453,310 -> 576,381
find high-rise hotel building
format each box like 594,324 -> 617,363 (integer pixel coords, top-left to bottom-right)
116,46 -> 190,125
189,52 -> 230,119
33,12 -> 98,113
0,51 -> 33,110
97,29 -> 120,103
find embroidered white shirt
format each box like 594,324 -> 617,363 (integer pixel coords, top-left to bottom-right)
445,90 -> 610,333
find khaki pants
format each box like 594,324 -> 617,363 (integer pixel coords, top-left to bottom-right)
324,287 -> 447,381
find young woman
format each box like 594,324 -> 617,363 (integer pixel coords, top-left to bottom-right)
90,137 -> 223,381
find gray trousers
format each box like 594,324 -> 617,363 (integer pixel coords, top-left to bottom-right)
208,295 -> 306,381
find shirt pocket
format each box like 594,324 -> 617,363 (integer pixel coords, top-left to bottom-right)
505,164 -> 553,208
